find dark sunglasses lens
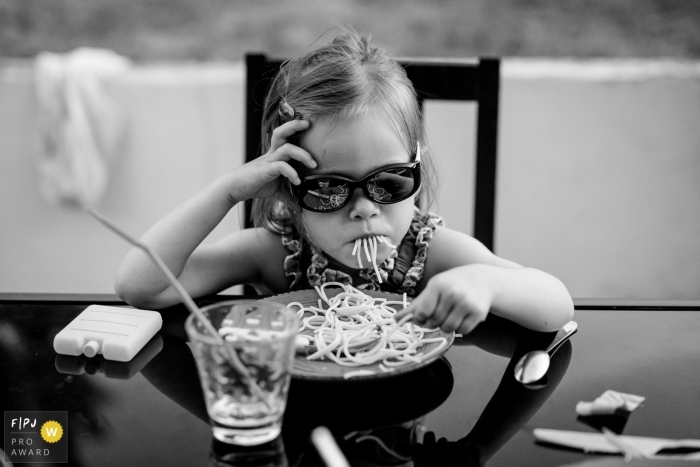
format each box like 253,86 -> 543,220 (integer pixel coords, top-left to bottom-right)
367,167 -> 417,203
300,179 -> 350,211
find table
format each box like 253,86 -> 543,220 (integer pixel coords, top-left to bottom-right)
2,294 -> 699,467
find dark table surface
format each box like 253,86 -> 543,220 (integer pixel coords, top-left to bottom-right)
2,294 -> 699,467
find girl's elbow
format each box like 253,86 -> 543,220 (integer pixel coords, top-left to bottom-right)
530,296 -> 574,333
114,276 -> 159,309
548,297 -> 575,331
548,279 -> 575,329
114,264 -> 137,302
565,301 -> 575,323
562,290 -> 575,320
114,278 -> 144,308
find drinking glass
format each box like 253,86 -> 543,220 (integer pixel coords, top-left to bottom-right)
186,300 -> 298,446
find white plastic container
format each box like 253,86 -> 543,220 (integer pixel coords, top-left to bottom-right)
54,305 -> 162,362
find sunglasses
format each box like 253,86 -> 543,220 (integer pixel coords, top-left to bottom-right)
290,146 -> 422,213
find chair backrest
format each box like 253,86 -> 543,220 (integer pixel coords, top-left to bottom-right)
244,53 -> 500,252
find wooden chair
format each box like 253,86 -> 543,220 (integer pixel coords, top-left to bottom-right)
244,53 -> 500,252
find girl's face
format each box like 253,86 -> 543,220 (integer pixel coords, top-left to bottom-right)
298,112 -> 416,270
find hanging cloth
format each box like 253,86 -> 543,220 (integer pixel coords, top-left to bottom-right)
34,47 -> 131,207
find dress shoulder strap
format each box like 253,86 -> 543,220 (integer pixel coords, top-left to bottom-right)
390,210 -> 444,296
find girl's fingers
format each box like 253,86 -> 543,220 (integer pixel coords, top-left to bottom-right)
457,314 -> 484,335
398,289 -> 484,334
270,120 -> 310,152
265,143 -> 317,169
264,160 -> 300,185
399,292 -> 429,322
440,307 -> 465,334
424,295 -> 450,329
393,307 -> 410,322
402,288 -> 445,327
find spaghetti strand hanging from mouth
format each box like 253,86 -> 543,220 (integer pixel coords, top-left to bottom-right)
352,235 -> 396,284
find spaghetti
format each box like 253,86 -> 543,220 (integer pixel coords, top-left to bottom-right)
351,235 -> 397,283
286,282 -> 448,379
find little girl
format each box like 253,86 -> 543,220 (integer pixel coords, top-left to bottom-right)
115,29 -> 574,335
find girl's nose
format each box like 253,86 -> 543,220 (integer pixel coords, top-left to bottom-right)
347,188 -> 380,219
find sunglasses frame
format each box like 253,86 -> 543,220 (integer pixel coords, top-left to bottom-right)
290,160 -> 422,213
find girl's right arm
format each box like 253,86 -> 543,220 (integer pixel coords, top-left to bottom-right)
114,119 -> 315,309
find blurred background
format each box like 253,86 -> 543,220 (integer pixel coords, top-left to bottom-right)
1,0 -> 699,299
2,0 -> 700,59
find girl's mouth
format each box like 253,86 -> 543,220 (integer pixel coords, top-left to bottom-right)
350,236 -> 397,282
351,234 -> 380,244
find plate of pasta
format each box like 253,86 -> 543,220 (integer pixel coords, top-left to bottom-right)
264,282 -> 455,381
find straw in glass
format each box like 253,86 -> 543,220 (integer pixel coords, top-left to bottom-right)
84,207 -> 268,404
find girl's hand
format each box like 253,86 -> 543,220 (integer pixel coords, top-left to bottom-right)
227,119 -> 316,204
396,266 -> 494,335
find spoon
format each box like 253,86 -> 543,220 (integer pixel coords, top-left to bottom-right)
514,321 -> 578,384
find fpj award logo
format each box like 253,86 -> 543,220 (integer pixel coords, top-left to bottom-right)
4,411 -> 68,463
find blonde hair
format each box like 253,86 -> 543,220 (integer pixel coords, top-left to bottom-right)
253,28 -> 437,235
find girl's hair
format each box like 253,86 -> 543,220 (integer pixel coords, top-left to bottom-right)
252,27 -> 437,236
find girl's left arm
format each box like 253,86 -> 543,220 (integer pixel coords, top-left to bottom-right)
397,227 -> 574,334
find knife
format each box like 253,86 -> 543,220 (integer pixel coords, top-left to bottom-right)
601,427 -> 647,460
533,429 -> 700,460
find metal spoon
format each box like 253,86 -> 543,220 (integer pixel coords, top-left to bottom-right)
514,321 -> 578,384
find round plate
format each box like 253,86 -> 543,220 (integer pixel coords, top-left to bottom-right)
263,288 -> 455,381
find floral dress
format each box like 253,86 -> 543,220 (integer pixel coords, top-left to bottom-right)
280,209 -> 444,297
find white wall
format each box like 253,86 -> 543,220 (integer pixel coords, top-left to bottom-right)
499,60 -> 700,299
1,58 -> 699,299
426,60 -> 700,299
0,62 -> 245,294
